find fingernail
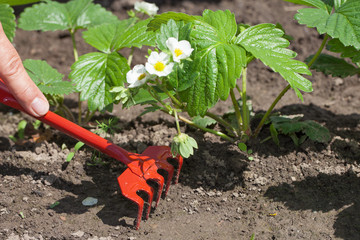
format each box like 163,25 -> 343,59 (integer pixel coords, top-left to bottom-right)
31,97 -> 49,117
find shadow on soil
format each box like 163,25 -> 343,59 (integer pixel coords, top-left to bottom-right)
0,102 -> 358,229
253,103 -> 360,163
0,160 -> 139,227
264,171 -> 360,240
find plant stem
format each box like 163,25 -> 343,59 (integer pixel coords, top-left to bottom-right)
70,29 -> 82,125
241,67 -> 250,134
307,34 -> 329,68
128,47 -> 135,66
173,109 -> 182,135
205,111 -> 237,136
60,105 -> 76,123
253,33 -> 330,138
178,114 -> 234,142
84,110 -> 96,124
70,30 -> 79,62
230,88 -> 243,135
253,84 -> 290,138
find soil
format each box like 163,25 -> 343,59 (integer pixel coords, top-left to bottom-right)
1,0 -> 360,239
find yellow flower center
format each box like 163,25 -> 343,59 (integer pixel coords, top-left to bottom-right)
137,73 -> 146,81
154,61 -> 165,72
174,48 -> 183,57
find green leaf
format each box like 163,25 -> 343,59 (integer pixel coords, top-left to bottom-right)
83,18 -> 155,53
140,106 -> 162,116
271,116 -> 331,143
270,123 -> 280,146
271,115 -> 304,134
82,18 -> 137,53
17,120 -> 27,140
201,9 -> 237,42
18,0 -> 118,32
69,52 -> 129,111
180,10 -> 246,116
24,59 -> 75,95
49,201 -> 60,209
181,43 -> 245,116
74,141 -> 84,151
66,152 -> 75,162
235,23 -> 312,101
112,18 -> 156,50
192,116 -> 217,128
168,60 -> 197,91
171,133 -> 197,158
302,120 -> 331,143
281,0 -> 331,11
327,38 -> 360,63
0,4 -> 16,42
147,12 -> 197,31
306,53 -> 359,77
123,87 -> 170,108
238,142 -> 247,152
156,19 -> 192,51
334,0 -> 347,9
0,0 -> 40,6
295,0 -> 360,50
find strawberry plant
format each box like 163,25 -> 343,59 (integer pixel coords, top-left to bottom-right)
112,10 -> 332,157
2,0 -> 340,158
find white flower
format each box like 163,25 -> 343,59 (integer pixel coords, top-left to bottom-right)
126,64 -> 150,88
145,52 -> 174,77
134,1 -> 159,16
166,37 -> 194,63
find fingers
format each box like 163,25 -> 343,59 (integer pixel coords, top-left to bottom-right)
0,22 -> 49,117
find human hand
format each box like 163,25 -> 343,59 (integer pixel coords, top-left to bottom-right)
0,22 -> 49,117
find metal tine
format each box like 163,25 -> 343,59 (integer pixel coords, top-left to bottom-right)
117,169 -> 154,229
155,161 -> 174,196
144,170 -> 165,207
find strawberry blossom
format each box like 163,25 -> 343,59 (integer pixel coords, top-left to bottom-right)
126,64 -> 150,88
145,52 -> 174,77
166,37 -> 194,62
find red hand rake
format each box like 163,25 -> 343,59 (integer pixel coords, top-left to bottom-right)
0,79 -> 183,229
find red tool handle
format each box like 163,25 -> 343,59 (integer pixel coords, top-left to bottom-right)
0,79 -> 133,165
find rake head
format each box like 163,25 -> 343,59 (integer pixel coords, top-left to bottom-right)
117,146 -> 183,229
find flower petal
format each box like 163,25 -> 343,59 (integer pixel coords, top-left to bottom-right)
166,37 -> 178,52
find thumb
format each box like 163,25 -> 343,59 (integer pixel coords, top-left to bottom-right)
0,22 -> 49,117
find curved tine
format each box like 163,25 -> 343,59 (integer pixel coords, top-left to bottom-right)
117,169 -> 154,229
142,146 -> 183,184
144,169 -> 165,208
172,155 -> 183,184
155,161 -> 174,196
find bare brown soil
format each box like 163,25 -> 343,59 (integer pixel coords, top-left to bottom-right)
1,0 -> 360,239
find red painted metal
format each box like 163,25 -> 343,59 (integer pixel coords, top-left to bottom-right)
0,79 -> 183,229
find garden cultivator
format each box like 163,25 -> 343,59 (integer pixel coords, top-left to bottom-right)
0,79 -> 183,229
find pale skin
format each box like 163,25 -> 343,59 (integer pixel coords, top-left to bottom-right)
0,22 -> 49,117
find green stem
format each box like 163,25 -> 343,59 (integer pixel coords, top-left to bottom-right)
128,47 -> 135,66
307,34 -> 329,68
173,109 -> 182,135
178,114 -> 234,142
241,67 -> 250,134
253,84 -> 290,138
70,30 -> 79,62
70,29 -> 82,125
230,88 -> 243,135
148,84 -> 234,142
84,110 -> 96,124
156,78 -> 184,108
253,34 -> 330,138
60,105 -> 76,123
205,111 -> 237,136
